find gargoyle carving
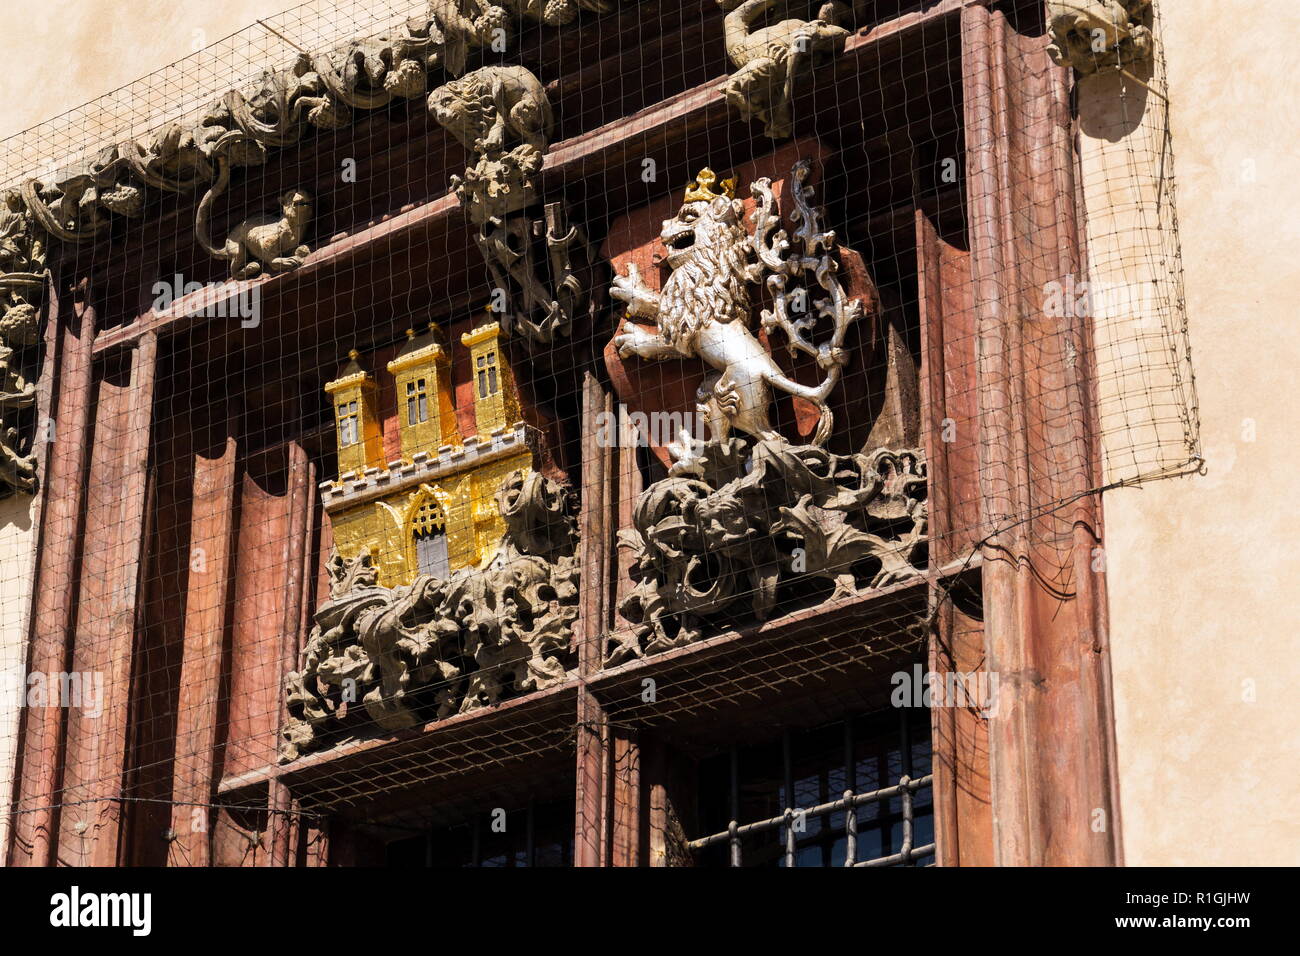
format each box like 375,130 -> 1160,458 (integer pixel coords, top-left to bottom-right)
1046,1 -> 1153,74
195,132 -> 312,280
281,469 -> 579,762
611,439 -> 926,663
718,0 -> 850,139
612,160 -> 860,474
429,65 -> 594,347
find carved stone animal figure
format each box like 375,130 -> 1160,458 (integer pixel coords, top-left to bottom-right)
427,64 -> 553,155
195,132 -> 313,280
214,188 -> 313,281
719,0 -> 849,138
612,173 -> 839,458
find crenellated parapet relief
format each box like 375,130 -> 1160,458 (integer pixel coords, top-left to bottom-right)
280,469 -> 580,762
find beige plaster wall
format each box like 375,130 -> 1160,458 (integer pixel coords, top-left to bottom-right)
1084,0 -> 1300,865
0,0 -> 301,140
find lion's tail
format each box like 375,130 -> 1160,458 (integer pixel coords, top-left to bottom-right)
812,403 -> 833,447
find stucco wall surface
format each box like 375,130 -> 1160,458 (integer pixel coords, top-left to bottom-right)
0,1 -> 299,140
1086,0 -> 1300,865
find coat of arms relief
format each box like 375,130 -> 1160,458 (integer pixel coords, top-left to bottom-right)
607,160 -> 927,664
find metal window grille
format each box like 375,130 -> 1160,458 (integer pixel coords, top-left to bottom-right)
689,709 -> 935,867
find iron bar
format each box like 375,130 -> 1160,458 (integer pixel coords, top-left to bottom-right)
689,774 -> 934,852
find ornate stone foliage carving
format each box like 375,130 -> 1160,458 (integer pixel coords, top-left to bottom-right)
3,0 -> 617,281
429,65 -> 594,346
280,469 -> 579,762
195,133 -> 313,280
422,0 -> 618,78
0,191 -> 46,496
718,0 -> 851,139
1046,1 -> 1153,74
0,4 -> 625,494
0,2 -> 628,494
609,440 -> 927,664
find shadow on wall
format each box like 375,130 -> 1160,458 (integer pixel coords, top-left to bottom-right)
1077,57 -> 1154,142
0,491 -> 32,533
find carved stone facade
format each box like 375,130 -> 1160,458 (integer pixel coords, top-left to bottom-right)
608,158 -> 926,657
0,191 -> 45,496
0,3 -> 625,497
612,160 -> 863,471
282,469 -> 579,761
0,0 -> 1195,870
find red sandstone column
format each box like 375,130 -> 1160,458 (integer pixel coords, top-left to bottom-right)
56,332 -> 158,866
8,279 -> 96,867
166,412 -> 239,867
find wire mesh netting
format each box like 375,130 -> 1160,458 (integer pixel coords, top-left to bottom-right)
0,0 -> 1197,866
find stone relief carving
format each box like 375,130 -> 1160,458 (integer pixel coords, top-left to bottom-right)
429,65 -> 594,346
195,132 -> 313,280
421,0 -> 618,78
609,440 -> 927,664
2,0 -> 612,266
280,469 -> 579,762
0,2 -> 625,492
20,152 -> 143,245
608,160 -> 926,661
718,0 -> 851,139
1046,1 -> 1153,74
612,161 -> 859,472
0,191 -> 46,496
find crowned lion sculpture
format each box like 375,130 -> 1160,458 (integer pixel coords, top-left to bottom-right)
611,161 -> 860,473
